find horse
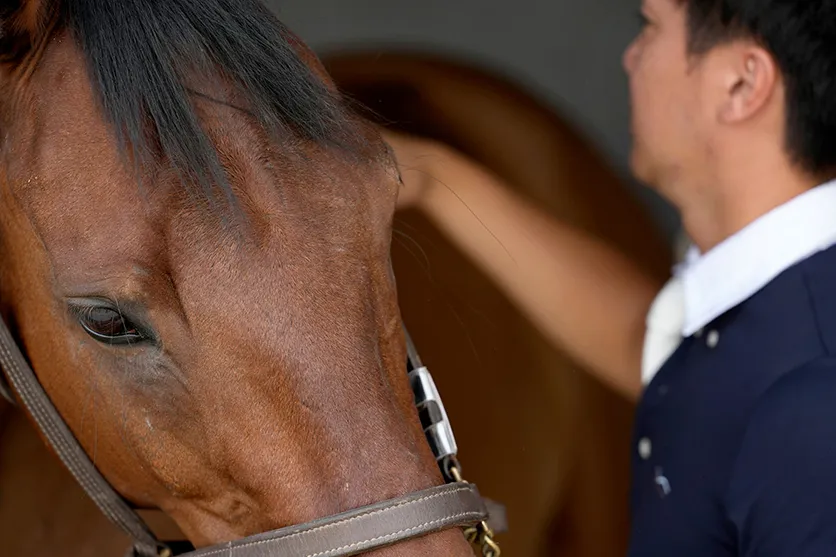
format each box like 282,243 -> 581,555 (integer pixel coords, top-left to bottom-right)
0,1 -> 499,555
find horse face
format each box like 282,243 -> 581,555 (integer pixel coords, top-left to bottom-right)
0,10 -> 462,553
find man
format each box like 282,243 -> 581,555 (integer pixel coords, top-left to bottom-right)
387,0 -> 836,554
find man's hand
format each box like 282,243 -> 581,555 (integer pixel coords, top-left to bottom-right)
380,127 -> 659,401
383,130 -> 438,212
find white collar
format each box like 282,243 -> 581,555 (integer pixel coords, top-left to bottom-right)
677,179 -> 836,337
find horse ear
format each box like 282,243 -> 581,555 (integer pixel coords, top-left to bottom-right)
0,0 -> 52,65
282,28 -> 339,92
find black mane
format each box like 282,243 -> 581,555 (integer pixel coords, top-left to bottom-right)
59,0 -> 355,206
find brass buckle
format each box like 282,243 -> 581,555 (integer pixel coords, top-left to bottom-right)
450,465 -> 501,557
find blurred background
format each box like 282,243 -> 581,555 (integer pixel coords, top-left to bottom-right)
270,0 -> 681,239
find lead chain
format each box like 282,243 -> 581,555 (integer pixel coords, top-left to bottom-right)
449,465 -> 501,557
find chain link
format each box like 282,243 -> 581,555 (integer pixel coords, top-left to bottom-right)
450,465 -> 501,557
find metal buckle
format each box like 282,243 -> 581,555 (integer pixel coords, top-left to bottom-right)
451,466 -> 501,557
408,365 -> 458,462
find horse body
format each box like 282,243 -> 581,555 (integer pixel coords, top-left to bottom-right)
0,1 -> 476,555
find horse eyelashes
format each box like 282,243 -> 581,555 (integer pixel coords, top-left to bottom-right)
70,303 -> 149,345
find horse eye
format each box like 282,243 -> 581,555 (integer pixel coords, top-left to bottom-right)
74,305 -> 147,345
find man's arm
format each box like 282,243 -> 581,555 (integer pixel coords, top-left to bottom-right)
727,358 -> 836,556
384,130 -> 664,400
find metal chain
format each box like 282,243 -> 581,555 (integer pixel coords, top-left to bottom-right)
449,465 -> 501,557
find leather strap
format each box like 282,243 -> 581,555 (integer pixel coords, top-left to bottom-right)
404,327 -> 423,370
166,483 -> 487,557
0,317 -> 164,557
0,359 -> 15,405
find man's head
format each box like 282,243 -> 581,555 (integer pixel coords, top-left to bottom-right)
623,0 -> 836,216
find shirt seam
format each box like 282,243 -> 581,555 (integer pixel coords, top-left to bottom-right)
720,353 -> 835,530
800,262 -> 832,357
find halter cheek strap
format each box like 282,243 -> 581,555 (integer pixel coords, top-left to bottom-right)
0,357 -> 17,405
0,317 -> 164,556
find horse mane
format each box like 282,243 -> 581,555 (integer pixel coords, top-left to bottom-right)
3,0 -> 360,207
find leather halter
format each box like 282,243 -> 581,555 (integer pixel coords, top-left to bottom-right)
0,318 -> 502,556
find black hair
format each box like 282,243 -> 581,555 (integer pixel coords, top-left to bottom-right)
4,0 -> 358,207
681,0 -> 836,177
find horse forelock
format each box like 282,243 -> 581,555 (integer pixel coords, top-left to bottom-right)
0,0 -> 383,218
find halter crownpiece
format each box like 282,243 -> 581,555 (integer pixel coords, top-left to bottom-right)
0,317 -> 504,557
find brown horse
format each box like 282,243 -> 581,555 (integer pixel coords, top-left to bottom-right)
0,1 -> 490,555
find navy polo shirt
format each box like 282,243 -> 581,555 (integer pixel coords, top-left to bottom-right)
627,243 -> 836,556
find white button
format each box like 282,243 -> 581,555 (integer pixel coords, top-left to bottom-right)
638,437 -> 652,460
706,330 -> 719,348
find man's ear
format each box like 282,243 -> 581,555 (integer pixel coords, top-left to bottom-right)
718,44 -> 779,124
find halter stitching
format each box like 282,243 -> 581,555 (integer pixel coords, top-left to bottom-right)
192,486 -> 472,556
305,510 -> 482,557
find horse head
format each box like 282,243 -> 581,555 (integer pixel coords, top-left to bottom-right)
0,1 -> 486,554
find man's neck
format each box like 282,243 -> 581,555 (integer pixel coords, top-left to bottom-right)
678,156 -> 821,254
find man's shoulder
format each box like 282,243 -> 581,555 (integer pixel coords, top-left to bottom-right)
754,228 -> 836,402
749,356 -> 836,420
725,356 -> 836,553
714,244 -> 836,381
718,250 -> 836,555
799,244 -> 836,347
729,356 -> 836,494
